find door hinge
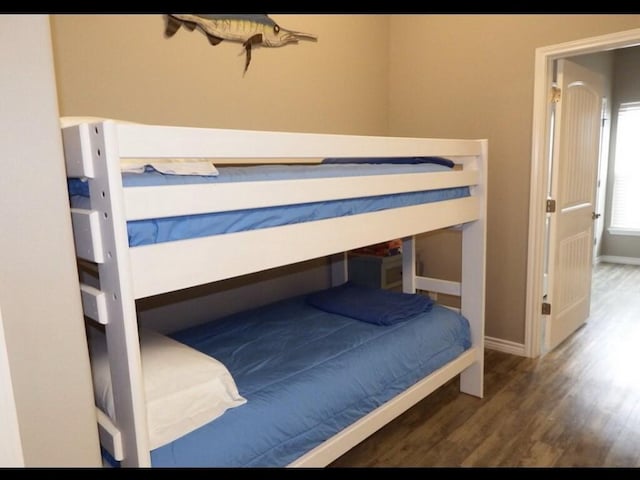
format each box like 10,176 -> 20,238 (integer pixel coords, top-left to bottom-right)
551,86 -> 561,103
546,199 -> 556,213
542,302 -> 551,315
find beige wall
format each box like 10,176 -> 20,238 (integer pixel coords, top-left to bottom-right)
51,14 -> 389,135
137,259 -> 330,334
0,15 -> 100,466
388,15 -> 640,343
602,46 -> 640,259
51,14 -> 640,345
50,14 -> 390,332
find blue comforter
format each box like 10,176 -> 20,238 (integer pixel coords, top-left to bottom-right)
150,293 -> 471,467
68,162 -> 470,247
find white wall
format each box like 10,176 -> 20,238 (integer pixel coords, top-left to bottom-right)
0,306 -> 23,467
0,15 -> 100,466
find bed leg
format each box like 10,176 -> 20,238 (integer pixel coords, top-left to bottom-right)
330,253 -> 348,286
460,360 -> 484,398
401,236 -> 416,293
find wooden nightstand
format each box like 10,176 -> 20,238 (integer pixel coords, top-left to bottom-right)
348,254 -> 403,290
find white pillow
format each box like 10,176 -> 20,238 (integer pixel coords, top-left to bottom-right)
88,328 -> 247,450
60,116 -> 219,176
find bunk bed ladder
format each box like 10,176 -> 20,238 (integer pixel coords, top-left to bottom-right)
66,121 -> 152,466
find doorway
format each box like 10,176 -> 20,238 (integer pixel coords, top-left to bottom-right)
542,58 -> 606,352
525,28 -> 640,358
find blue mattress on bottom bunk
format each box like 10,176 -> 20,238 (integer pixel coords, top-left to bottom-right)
148,293 -> 471,467
68,162 -> 470,247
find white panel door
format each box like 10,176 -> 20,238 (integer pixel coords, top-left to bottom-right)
546,59 -> 604,350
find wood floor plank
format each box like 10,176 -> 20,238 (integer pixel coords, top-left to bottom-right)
329,262 -> 640,468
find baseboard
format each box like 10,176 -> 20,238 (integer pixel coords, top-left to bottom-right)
599,255 -> 640,266
484,336 -> 526,356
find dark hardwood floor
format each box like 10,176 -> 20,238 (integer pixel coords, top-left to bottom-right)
330,262 -> 640,467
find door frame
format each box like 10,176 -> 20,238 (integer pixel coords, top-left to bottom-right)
525,27 -> 640,358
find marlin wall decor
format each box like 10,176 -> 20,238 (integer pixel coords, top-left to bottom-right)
164,14 -> 318,74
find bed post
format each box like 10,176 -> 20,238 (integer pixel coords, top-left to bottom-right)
402,236 -> 416,293
459,140 -> 487,398
87,121 -> 151,466
329,253 -> 348,286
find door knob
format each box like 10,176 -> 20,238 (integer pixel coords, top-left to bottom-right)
592,212 -> 601,220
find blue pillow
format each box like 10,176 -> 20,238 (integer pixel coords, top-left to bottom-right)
306,282 -> 434,326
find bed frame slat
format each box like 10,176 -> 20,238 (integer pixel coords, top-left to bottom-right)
130,197 -> 478,299
114,123 -> 485,160
416,277 -> 462,296
289,348 -> 478,467
71,209 -> 104,263
123,169 -> 479,221
96,407 -> 124,462
80,284 -> 108,324
62,123 -> 95,178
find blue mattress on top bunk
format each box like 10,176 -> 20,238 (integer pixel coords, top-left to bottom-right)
67,161 -> 470,247
148,291 -> 471,467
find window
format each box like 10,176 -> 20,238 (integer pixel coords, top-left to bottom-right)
610,102 -> 640,235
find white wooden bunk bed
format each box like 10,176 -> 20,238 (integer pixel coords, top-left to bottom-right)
62,120 -> 487,468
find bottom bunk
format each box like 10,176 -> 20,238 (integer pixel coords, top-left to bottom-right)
91,282 -> 475,467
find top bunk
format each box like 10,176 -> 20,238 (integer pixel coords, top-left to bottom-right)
62,119 -> 487,300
